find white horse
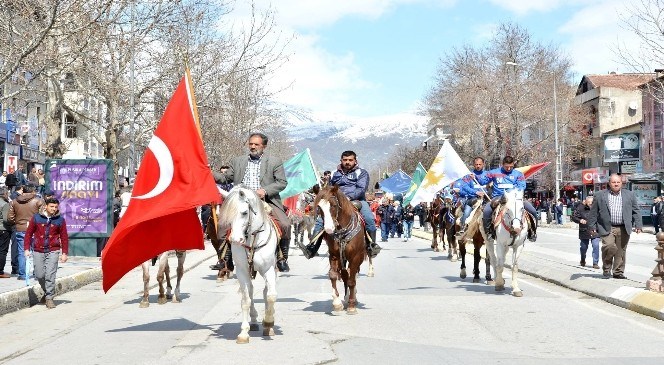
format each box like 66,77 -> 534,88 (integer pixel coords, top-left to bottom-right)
139,250 -> 187,308
218,186 -> 279,344
481,190 -> 528,297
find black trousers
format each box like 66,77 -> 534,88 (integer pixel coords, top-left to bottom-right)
0,230 -> 12,274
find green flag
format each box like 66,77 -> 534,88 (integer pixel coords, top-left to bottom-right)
279,148 -> 319,199
402,162 -> 427,206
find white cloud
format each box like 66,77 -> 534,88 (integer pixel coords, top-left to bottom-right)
486,0 -> 565,15
558,0 -> 645,75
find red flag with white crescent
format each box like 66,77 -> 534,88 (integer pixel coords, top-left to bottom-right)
516,162 -> 551,179
101,71 -> 218,292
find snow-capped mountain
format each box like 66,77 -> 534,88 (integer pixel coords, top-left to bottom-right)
282,108 -> 429,172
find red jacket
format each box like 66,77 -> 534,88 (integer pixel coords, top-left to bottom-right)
24,211 -> 69,254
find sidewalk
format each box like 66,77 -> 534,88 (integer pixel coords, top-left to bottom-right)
410,227 -> 664,321
0,242 -> 216,316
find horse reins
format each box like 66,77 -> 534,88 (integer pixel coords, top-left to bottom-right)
325,195 -> 364,265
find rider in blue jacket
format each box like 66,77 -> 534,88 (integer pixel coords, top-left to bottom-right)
299,151 -> 381,259
458,157 -> 490,234
482,156 -> 538,241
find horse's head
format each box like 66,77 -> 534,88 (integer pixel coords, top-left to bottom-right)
314,185 -> 353,234
501,189 -> 525,236
218,186 -> 266,246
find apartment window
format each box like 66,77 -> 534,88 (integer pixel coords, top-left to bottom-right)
64,114 -> 77,138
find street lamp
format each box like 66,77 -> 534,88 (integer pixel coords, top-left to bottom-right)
506,61 -> 561,201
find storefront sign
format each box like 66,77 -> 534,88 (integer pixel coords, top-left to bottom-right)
581,168 -> 609,184
619,160 -> 638,174
45,159 -> 114,238
632,183 -> 659,218
21,146 -> 40,162
4,143 -> 20,173
604,133 -> 640,162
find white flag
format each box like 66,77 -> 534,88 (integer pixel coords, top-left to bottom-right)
410,140 -> 471,206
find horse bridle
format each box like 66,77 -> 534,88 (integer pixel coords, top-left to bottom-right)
498,196 -> 526,245
322,194 -> 363,263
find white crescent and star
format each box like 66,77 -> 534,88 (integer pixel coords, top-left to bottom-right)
133,135 -> 174,200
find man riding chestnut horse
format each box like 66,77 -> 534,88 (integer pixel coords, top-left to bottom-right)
299,150 -> 382,259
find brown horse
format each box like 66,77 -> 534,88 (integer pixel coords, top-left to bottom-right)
440,197 -> 460,261
314,185 -> 366,314
427,196 -> 446,252
458,201 -> 494,284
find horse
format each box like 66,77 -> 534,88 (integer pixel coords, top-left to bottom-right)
427,195 -> 446,253
481,190 -> 529,297
218,186 -> 279,343
314,185 -> 367,314
440,196 -> 460,261
458,200 -> 494,284
139,250 -> 186,308
291,192 -> 315,247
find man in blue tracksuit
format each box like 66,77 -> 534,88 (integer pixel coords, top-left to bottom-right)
458,157 -> 490,234
299,150 -> 381,259
482,156 -> 538,241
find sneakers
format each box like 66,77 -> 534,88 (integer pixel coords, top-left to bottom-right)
368,243 -> 382,258
210,261 -> 226,271
580,261 -> 586,267
592,264 -> 600,269
0,273 -> 10,279
45,299 -> 56,309
276,259 -> 290,272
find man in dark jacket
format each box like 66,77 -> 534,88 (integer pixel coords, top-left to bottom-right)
376,199 -> 395,242
0,188 -> 11,278
24,197 -> 68,308
571,195 -> 600,268
299,151 -> 381,258
651,197 -> 662,234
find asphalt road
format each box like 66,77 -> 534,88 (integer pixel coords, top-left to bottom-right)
1,233 -> 664,365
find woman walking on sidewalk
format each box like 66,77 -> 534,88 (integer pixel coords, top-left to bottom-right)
572,195 -> 600,268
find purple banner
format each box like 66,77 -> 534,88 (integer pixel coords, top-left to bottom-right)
46,160 -> 112,237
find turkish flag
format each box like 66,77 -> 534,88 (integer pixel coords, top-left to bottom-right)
101,72 -> 219,292
516,162 -> 551,179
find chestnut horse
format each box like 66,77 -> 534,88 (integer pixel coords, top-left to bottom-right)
427,196 -> 446,253
315,186 -> 366,314
139,250 -> 186,308
440,197 -> 460,261
458,200 -> 494,284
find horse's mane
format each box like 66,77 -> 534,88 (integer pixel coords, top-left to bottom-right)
313,186 -> 355,219
217,187 -> 266,228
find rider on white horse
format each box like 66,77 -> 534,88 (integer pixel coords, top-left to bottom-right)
299,151 -> 382,259
457,157 -> 490,236
482,156 -> 538,242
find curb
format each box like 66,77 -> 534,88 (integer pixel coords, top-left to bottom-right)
410,229 -> 664,321
0,251 -> 216,317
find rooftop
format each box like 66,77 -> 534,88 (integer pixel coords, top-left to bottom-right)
577,73 -> 656,95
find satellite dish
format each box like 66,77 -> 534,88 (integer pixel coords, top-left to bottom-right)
628,101 -> 638,110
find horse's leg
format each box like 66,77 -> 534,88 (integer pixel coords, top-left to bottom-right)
232,247 -> 252,344
157,254 -> 169,305
329,256 -> 343,312
431,224 -> 439,252
484,237 -> 500,289
494,241 -> 507,292
172,251 -> 185,303
459,239 -> 467,279
485,248 -> 494,285
346,258 -> 361,315
472,246 -> 481,283
447,228 -> 455,260
139,262 -> 150,308
262,264 -> 278,336
367,256 -> 375,277
511,244 -> 525,297
164,257 -> 173,299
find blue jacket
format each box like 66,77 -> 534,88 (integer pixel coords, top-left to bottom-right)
486,167 -> 526,198
330,165 -> 369,201
459,169 -> 489,198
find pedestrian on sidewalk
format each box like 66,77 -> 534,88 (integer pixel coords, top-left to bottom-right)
0,187 -> 12,278
587,174 -> 642,279
555,199 -> 564,225
402,204 -> 415,241
7,185 -> 43,280
571,195 -> 600,269
392,201 -> 403,238
651,197 -> 662,234
376,199 -> 394,242
24,197 -> 68,309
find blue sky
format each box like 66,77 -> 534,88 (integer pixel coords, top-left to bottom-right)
240,0 -> 638,119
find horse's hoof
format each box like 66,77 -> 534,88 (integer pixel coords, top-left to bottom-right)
472,278 -> 480,283
460,269 -> 467,279
236,335 -> 250,344
157,297 -> 167,305
487,280 -> 495,286
495,285 -> 505,291
332,304 -> 344,312
250,323 -> 260,332
451,256 -> 458,262
367,272 -> 374,278
263,327 -> 275,336
139,301 -> 149,308
346,308 -> 358,315
513,291 -> 523,297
